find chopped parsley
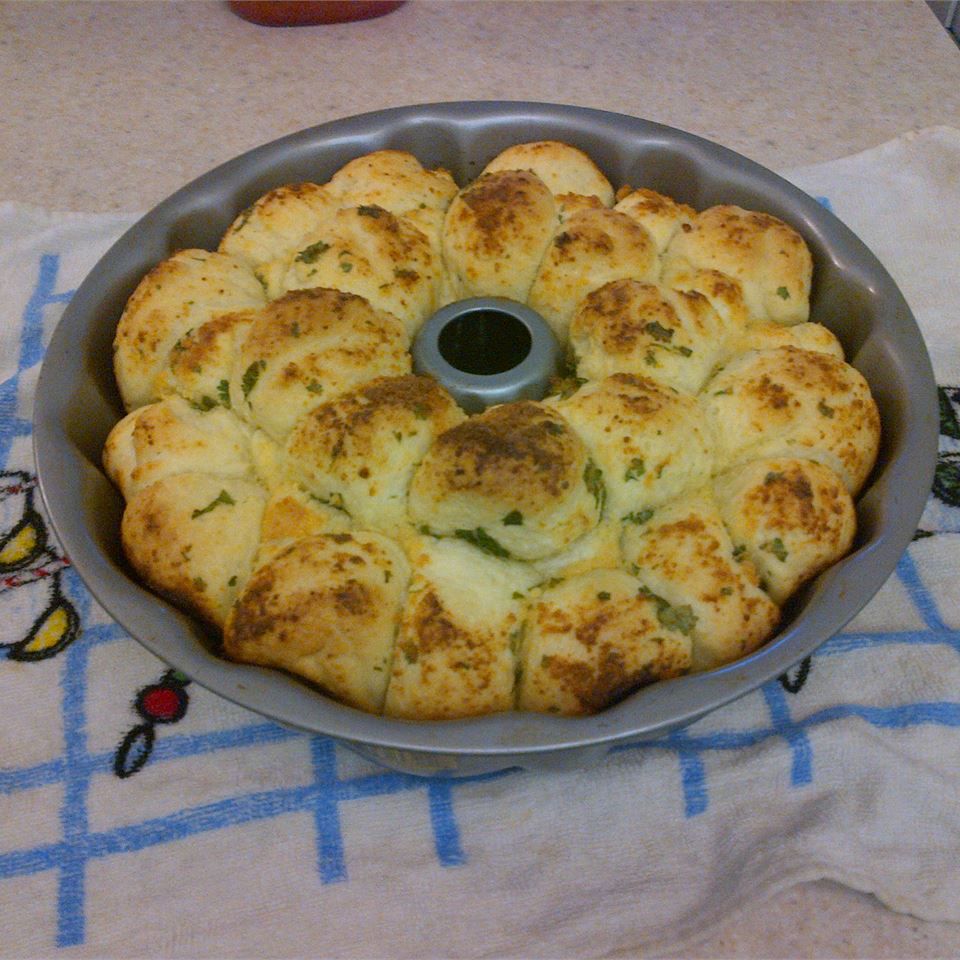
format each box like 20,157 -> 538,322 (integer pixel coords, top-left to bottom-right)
761,537 -> 789,562
597,591 -> 611,601
511,591 -> 526,600
295,240 -> 330,264
638,585 -> 698,636
713,387 -> 732,396
583,460 -> 606,513
393,267 -> 419,280
624,458 -> 646,482
305,380 -> 324,395
241,359 -> 266,401
340,261 -> 353,273
764,471 -> 784,485
191,489 -> 236,518
217,379 -> 231,409
624,508 -> 655,526
454,527 -> 511,558
502,510 -> 524,526
776,286 -> 791,300
732,544 -> 747,561
720,586 -> 733,596
644,320 -> 674,343
192,577 -> 207,591
189,395 -> 218,412
357,205 -> 383,218
228,575 -> 238,587
412,403 -> 430,420
818,399 -> 835,418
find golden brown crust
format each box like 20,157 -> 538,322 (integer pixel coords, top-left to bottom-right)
528,208 -> 659,341
443,170 -> 559,302
518,569 -> 692,715
407,401 -> 599,560
224,531 -> 409,713
232,287 -> 411,443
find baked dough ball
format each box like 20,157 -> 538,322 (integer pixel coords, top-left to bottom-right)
218,182 -> 340,295
231,287 -> 410,443
408,400 -> 601,560
569,279 -> 726,393
224,531 -> 409,713
328,149 -> 458,218
255,482 -> 352,567
113,249 -> 265,411
281,205 -> 443,335
713,458 -> 856,604
528,208 -> 659,342
621,486 -> 780,671
482,140 -> 615,207
614,187 -> 695,258
730,321 -> 844,360
103,395 -> 255,501
701,345 -> 880,495
121,473 -> 267,628
517,568 -> 692,715
549,374 -> 715,520
662,205 -> 813,325
442,170 -> 558,302
153,309 -> 256,410
385,536 -> 539,720
286,375 -> 465,535
662,265 -> 752,341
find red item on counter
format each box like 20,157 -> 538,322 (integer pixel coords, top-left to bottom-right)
228,1 -> 405,26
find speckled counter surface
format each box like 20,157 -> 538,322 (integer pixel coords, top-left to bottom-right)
3,1 -> 960,956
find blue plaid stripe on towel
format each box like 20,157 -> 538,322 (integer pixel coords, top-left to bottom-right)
2,128 -> 960,958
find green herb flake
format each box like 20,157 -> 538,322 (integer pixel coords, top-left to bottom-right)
191,489 -> 236,519
412,403 -> 430,420
597,591 -> 611,601
643,320 -> 674,343
340,261 -> 353,273
393,431 -> 403,443
761,537 -> 789,562
305,380 -> 324,395
192,577 -> 207,591
217,379 -> 232,409
818,399 -> 835,418
393,267 -> 419,280
189,395 -> 218,412
417,524 -> 435,537
241,359 -> 266,401
637,585 -> 698,636
624,458 -> 646,482
454,527 -> 511,558
290,322 -> 301,338
253,271 -> 269,296
228,575 -> 238,587
295,240 -> 331,264
732,544 -> 747,561
544,420 -> 565,436
776,286 -> 791,300
677,345 -> 693,357
402,643 -> 419,664
644,350 -> 659,367
502,510 -> 524,526
511,591 -> 526,600
764,471 -> 784,485
357,205 -> 383,218
624,508 -> 655,526
384,570 -> 392,583
720,586 -> 733,596
713,387 -> 732,396
583,460 -> 606,513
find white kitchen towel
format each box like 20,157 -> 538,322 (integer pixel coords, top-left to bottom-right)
1,128 -> 958,959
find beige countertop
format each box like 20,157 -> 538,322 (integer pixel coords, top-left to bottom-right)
3,1 -> 960,956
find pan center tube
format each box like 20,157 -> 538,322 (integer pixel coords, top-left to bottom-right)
412,297 -> 562,413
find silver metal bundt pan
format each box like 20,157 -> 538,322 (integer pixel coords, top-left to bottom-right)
33,102 -> 937,775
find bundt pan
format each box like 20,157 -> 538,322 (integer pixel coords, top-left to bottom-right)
33,102 -> 936,775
